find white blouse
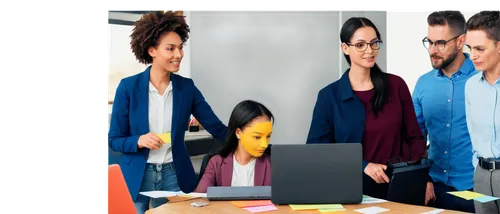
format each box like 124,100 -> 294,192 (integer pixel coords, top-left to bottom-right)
231,155 -> 256,186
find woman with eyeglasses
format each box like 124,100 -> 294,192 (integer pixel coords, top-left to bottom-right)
306,17 -> 426,199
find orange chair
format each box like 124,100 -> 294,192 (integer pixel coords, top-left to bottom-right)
104,166 -> 106,214
109,164 -> 136,214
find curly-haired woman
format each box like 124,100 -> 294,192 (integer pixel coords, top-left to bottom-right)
108,11 -> 228,213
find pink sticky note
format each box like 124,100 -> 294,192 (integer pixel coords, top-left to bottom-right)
243,205 -> 278,213
232,200 -> 273,208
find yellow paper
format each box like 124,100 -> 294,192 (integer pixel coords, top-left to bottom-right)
448,191 -> 485,200
289,204 -> 343,211
157,132 -> 171,144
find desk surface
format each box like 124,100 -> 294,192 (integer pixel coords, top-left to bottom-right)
146,197 -> 468,214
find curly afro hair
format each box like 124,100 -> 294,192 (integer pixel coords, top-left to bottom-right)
130,11 -> 190,64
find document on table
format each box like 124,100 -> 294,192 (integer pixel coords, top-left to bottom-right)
179,192 -> 207,198
361,195 -> 388,204
139,191 -> 207,198
139,191 -> 183,198
421,209 -> 445,214
354,206 -> 389,214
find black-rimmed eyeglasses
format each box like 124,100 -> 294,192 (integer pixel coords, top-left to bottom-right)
422,35 -> 462,50
346,40 -> 383,52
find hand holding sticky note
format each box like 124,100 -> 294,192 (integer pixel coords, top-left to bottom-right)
156,132 -> 171,144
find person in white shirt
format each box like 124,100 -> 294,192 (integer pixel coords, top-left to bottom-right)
108,11 -> 228,214
464,10 -> 500,214
195,100 -> 274,193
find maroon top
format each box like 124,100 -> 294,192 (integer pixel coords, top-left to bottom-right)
194,152 -> 271,193
353,74 -> 425,165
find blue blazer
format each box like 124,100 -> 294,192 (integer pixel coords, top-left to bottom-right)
108,66 -> 228,200
306,70 -> 367,166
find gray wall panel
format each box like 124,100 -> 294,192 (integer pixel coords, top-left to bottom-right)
190,11 -> 385,145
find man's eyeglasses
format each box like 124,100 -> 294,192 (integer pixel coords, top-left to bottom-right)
346,40 -> 383,52
422,35 -> 462,50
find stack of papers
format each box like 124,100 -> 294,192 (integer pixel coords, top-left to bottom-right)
447,191 -> 499,203
231,200 -> 277,213
139,191 -> 207,199
289,204 -> 345,212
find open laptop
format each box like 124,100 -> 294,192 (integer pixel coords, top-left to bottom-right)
207,186 -> 271,201
385,159 -> 433,206
271,143 -> 363,204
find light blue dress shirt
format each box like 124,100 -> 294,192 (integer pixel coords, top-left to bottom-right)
413,54 -> 478,190
465,71 -> 500,167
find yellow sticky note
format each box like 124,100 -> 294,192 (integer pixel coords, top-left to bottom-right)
289,204 -> 343,211
157,132 -> 171,144
448,191 -> 485,200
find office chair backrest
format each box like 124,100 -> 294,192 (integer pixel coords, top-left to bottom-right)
109,164 -> 136,214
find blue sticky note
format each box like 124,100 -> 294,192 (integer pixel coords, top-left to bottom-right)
474,195 -> 499,203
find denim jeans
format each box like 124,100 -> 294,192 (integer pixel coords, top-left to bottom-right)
134,162 -> 180,214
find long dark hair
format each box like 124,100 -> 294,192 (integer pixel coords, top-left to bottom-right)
340,17 -> 390,117
218,100 -> 274,158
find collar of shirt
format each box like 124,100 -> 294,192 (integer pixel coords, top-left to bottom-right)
478,71 -> 500,85
436,53 -> 475,78
148,80 -> 173,94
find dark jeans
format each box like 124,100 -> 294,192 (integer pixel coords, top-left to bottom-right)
363,173 -> 389,199
428,182 -> 475,213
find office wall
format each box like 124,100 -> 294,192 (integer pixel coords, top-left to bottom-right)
104,25 -> 109,99
114,11 -> 488,144
108,24 -> 148,102
108,11 -> 192,106
386,11 -> 479,93
190,11 -> 387,144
